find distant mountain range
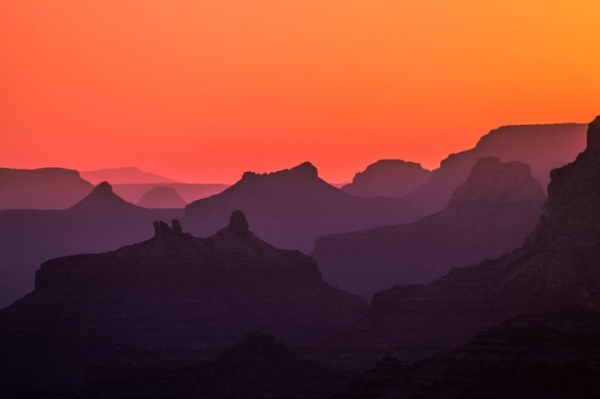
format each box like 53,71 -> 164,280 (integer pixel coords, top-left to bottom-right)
403,123 -> 586,214
332,116 -> 600,397
341,159 -> 431,198
314,157 -> 546,299
81,166 -> 180,185
183,162 -> 428,253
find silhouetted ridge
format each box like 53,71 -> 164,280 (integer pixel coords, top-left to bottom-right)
341,119 -> 600,397
342,159 -> 431,198
0,167 -> 94,210
241,161 -> 319,182
184,162 -> 422,253
449,157 -> 545,205
313,157 -> 544,298
333,116 -> 600,366
403,123 -> 587,214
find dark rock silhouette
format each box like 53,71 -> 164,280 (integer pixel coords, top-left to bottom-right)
338,308 -> 600,399
136,186 -> 187,208
0,167 -> 93,210
341,160 -> 431,198
183,162 -> 427,253
0,213 -> 366,397
335,116 -> 600,365
81,167 -> 178,185
404,123 -> 586,215
69,332 -> 350,398
0,182 -> 182,308
314,157 -> 545,298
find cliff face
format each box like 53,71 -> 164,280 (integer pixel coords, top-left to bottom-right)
0,167 -> 93,210
327,117 -> 600,367
313,157 -> 545,299
341,160 -> 431,198
404,123 -> 587,215
183,162 -> 426,253
0,213 -> 366,398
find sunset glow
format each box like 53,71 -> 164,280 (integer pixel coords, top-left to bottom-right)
2,1 -> 600,183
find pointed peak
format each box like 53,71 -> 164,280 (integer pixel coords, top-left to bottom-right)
290,161 -> 318,177
92,181 -> 113,194
228,210 -> 249,233
153,219 -> 184,237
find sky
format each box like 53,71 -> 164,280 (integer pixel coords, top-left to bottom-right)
1,1 -> 600,183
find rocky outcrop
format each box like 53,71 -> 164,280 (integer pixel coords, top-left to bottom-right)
0,213 -> 367,397
136,186 -> 187,209
183,162 -> 426,253
404,123 -> 587,215
313,157 -> 545,298
326,116 -> 600,367
0,167 -> 93,210
341,160 -> 430,198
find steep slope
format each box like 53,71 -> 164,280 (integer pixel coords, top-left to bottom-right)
81,166 -> 178,184
0,182 -> 181,308
183,162 -> 426,253
136,186 -> 187,208
341,160 -> 431,198
404,123 -> 586,214
338,116 -> 600,364
314,157 -> 545,299
0,212 -> 367,398
0,167 -> 93,209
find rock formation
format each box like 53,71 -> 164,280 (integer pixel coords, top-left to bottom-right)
341,160 -> 431,198
403,123 -> 586,215
0,167 -> 93,210
183,162 -> 427,253
0,182 -> 182,308
313,157 -> 545,298
334,116 -> 600,365
0,212 -> 366,397
136,186 -> 187,208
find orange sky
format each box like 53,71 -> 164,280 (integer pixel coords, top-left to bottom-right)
1,1 -> 600,183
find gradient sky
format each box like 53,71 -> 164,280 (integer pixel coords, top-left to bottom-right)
2,1 -> 600,183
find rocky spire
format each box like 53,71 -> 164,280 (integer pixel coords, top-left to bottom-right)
153,220 -> 171,236
228,210 -> 249,233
